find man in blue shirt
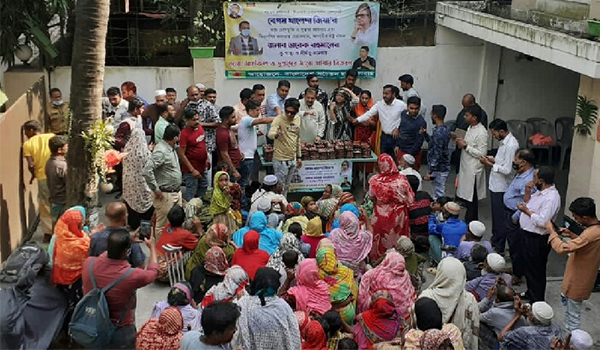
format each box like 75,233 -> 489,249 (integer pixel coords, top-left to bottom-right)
503,148 -> 535,283
396,96 -> 427,170
428,201 -> 467,265
266,80 -> 290,145
423,104 -> 451,200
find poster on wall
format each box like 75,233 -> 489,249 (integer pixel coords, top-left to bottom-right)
223,1 -> 379,79
288,159 -> 353,192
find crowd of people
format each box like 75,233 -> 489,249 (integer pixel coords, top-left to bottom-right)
19,70 -> 600,350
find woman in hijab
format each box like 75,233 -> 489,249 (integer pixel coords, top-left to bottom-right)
368,153 -> 414,261
326,87 -> 358,141
354,291 -> 404,350
301,196 -> 320,220
317,184 -> 342,219
421,329 -> 456,350
234,267 -> 302,350
232,230 -> 270,280
201,265 -> 249,307
122,128 -> 154,229
302,320 -> 328,350
331,203 -> 360,230
358,252 -> 415,319
279,259 -> 331,315
281,202 -> 309,233
233,211 -> 283,255
316,247 -> 358,325
403,297 -> 464,350
52,206 -> 90,313
267,232 -> 305,272
301,216 -> 327,258
395,236 -> 427,293
210,171 -> 242,233
136,307 -> 184,350
189,246 -> 229,303
185,223 -> 235,280
151,282 -> 200,332
329,210 -> 373,277
326,192 -> 356,232
419,257 -> 478,349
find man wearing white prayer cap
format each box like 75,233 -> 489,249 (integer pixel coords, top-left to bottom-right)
499,300 -> 561,349
248,174 -> 287,214
455,220 -> 493,260
195,83 -> 207,99
399,153 -> 422,190
141,88 -> 168,137
570,329 -> 593,350
466,252 -> 513,301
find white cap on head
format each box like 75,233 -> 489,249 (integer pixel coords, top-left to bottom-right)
468,221 -> 486,237
402,154 -> 415,165
257,197 -> 272,212
154,89 -> 166,97
571,329 -> 593,350
263,174 -> 278,186
196,83 -> 206,89
486,253 -> 505,271
531,302 -> 554,324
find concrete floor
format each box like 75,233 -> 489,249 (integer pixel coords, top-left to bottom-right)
32,162 -> 600,347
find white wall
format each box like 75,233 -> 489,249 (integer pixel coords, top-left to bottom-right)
50,66 -> 194,103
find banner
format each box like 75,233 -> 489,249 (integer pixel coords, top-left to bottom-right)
289,159 -> 353,192
224,2 -> 379,79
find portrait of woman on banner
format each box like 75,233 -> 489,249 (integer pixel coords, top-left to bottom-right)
351,3 -> 378,46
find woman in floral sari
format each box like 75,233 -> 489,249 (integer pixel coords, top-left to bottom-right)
185,223 -> 235,280
316,247 -> 358,325
210,171 -> 242,233
354,291 -> 404,350
326,87 -> 359,141
317,184 -> 342,219
368,154 -> 414,261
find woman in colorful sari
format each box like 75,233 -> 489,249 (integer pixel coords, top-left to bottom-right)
232,211 -> 283,255
234,267 -> 302,350
232,230 -> 270,280
281,202 -> 309,233
368,154 -> 414,261
316,247 -> 358,325
52,206 -> 90,313
317,184 -> 342,219
358,252 -> 415,320
331,203 -> 360,230
354,291 -> 404,350
151,282 -> 200,332
185,223 -> 235,280
136,307 -> 184,350
210,171 -> 242,233
418,257 -> 478,349
329,211 -> 373,277
280,258 -> 331,316
201,265 -> 249,307
326,87 -> 359,141
353,90 -> 375,143
189,246 -> 229,303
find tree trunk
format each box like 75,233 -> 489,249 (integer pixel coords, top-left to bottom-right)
66,0 -> 110,226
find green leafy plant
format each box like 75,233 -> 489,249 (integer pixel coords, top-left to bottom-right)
193,9 -> 225,45
575,95 -> 598,136
80,120 -> 114,183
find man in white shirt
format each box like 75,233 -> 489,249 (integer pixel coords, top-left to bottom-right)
398,74 -> 419,102
299,87 -> 326,142
237,100 -> 273,206
455,105 -> 488,222
355,84 -> 407,162
399,154 -> 422,190
103,86 -> 129,131
480,119 -> 519,254
516,166 -> 561,303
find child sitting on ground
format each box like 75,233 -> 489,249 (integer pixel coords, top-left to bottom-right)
430,196 -> 452,223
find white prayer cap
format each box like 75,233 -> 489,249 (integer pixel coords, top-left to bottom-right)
468,221 -> 486,237
571,329 -> 593,350
263,175 -> 278,186
196,83 -> 206,89
402,154 -> 415,165
486,253 -> 505,272
531,302 -> 553,323
257,197 -> 272,212
154,89 -> 167,97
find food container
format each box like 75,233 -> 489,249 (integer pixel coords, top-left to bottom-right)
346,150 -> 354,159
353,150 -> 362,158
318,149 -> 328,160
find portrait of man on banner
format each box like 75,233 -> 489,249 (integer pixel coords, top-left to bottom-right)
228,3 -> 243,19
228,20 -> 262,56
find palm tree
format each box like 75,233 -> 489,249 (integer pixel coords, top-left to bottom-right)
66,0 -> 110,221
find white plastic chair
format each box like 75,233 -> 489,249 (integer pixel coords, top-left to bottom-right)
162,244 -> 192,286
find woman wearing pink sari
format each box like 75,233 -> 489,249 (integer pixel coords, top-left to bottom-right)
281,259 -> 331,316
358,251 -> 415,319
368,154 -> 414,261
329,211 -> 373,277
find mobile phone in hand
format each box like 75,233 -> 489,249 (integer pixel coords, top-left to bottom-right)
139,220 -> 152,240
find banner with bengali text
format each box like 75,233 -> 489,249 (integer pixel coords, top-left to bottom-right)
289,159 -> 353,192
223,1 -> 379,79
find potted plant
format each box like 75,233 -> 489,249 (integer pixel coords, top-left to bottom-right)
189,9 -> 225,58
575,95 -> 598,136
588,19 -> 600,36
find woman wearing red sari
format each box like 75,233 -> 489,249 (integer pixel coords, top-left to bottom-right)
368,154 -> 414,261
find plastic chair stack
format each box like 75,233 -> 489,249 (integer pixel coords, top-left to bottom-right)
554,117 -> 574,170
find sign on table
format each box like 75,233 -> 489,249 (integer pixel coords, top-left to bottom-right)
289,159 -> 353,192
223,1 -> 380,79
